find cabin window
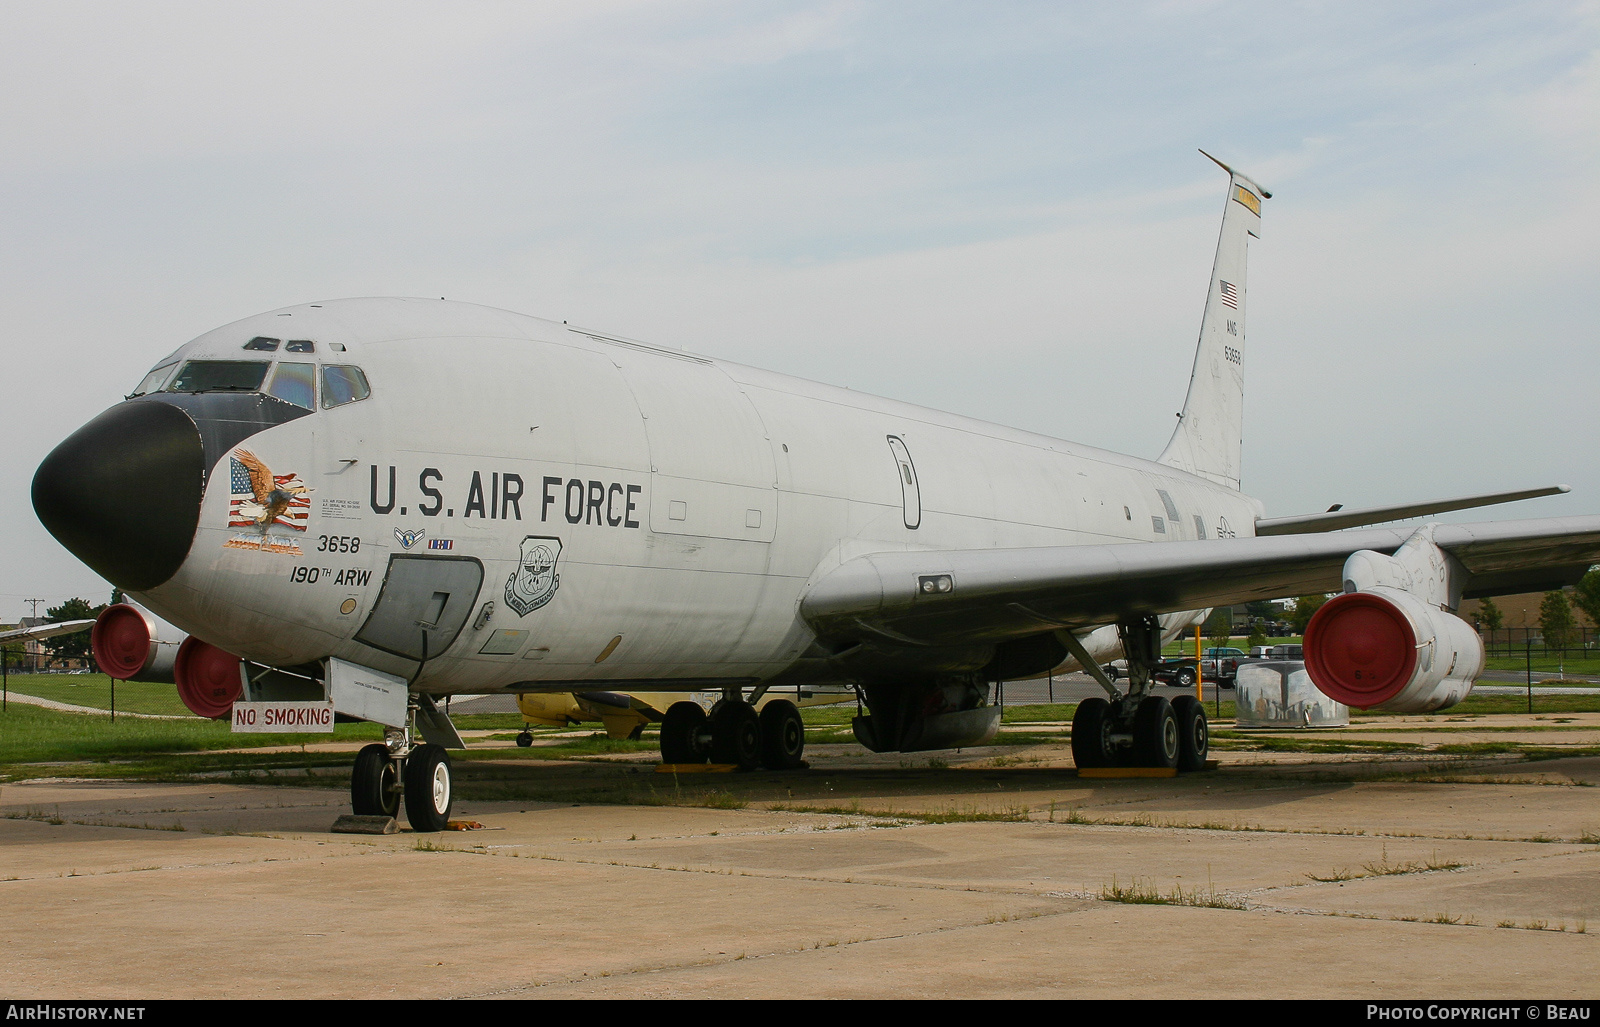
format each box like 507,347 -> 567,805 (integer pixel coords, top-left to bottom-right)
1157,489 -> 1180,521
243,337 -> 280,352
286,340 -> 316,353
266,362 -> 317,409
129,362 -> 178,398
322,365 -> 372,408
1194,515 -> 1207,539
165,360 -> 271,394
1151,516 -> 1166,534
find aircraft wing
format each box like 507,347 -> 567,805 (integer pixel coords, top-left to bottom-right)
799,515 -> 1600,645
0,619 -> 95,645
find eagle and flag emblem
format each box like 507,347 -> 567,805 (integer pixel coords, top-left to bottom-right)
223,449 -> 313,554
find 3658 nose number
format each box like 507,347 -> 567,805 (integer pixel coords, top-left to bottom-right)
315,535 -> 361,553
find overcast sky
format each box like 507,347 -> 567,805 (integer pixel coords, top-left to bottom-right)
2,1 -> 1597,618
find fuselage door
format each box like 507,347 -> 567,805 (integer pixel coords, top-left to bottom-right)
354,555 -> 485,661
887,435 -> 921,530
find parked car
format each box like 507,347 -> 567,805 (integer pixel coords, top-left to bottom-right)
1102,656 -> 1201,688
1198,646 -> 1247,686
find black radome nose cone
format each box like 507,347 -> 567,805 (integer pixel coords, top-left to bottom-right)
33,400 -> 205,592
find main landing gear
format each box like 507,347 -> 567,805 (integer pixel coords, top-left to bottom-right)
659,693 -> 806,771
1065,615 -> 1209,772
350,715 -> 454,831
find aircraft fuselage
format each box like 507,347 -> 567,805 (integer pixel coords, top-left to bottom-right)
100,298 -> 1258,693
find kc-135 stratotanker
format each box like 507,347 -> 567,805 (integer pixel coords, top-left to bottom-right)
33,154 -> 1600,830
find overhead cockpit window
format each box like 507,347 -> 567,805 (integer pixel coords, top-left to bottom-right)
286,340 -> 315,353
243,337 -> 281,352
129,362 -> 178,398
266,362 -> 317,409
322,365 -> 371,408
165,360 -> 271,394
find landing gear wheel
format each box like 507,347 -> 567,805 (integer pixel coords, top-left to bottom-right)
660,701 -> 708,764
757,699 -> 805,769
708,701 -> 761,770
351,743 -> 399,817
403,743 -> 453,832
1170,694 -> 1209,772
1071,697 -> 1115,769
1174,667 -> 1197,689
515,731 -> 533,748
1132,696 -> 1180,769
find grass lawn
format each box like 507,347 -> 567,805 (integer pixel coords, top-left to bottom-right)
4,669 -> 1597,785
1481,653 -> 1600,676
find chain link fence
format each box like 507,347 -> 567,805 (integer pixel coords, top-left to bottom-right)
1481,626 -> 1598,659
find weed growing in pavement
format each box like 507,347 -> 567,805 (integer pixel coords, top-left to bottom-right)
1360,846 -> 1466,877
1099,875 -> 1247,909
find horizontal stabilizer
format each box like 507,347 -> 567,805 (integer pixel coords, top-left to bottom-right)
1255,485 -> 1571,536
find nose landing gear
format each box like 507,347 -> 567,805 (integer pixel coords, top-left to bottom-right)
348,716 -> 455,831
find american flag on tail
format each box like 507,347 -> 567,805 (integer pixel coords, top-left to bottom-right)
1219,281 -> 1238,309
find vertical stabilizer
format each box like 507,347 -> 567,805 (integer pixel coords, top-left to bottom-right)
1157,152 -> 1269,492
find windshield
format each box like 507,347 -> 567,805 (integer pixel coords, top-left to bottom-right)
266,362 -> 317,409
129,362 -> 178,398
322,365 -> 371,408
165,360 -> 271,394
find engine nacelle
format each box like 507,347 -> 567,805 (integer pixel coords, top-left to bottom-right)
172,636 -> 245,720
91,603 -> 185,683
1304,586 -> 1483,712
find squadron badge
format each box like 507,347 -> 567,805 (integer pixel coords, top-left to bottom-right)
504,536 -> 562,616
394,527 -> 425,550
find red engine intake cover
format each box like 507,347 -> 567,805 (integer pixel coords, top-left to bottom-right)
91,604 -> 154,680
173,636 -> 244,719
1304,592 -> 1419,708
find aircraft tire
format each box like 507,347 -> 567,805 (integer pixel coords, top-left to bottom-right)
515,731 -> 533,748
1071,697 -> 1113,769
351,743 -> 399,817
1132,696 -> 1180,769
757,700 -> 805,769
1170,695 -> 1208,772
403,744 -> 452,832
708,701 -> 761,770
660,702 -> 708,764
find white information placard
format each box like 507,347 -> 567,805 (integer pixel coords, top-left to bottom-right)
232,701 -> 336,733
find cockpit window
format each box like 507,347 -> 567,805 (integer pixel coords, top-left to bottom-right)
322,365 -> 371,408
286,340 -> 315,353
266,362 -> 317,409
129,362 -> 178,398
243,337 -> 281,352
165,360 -> 271,394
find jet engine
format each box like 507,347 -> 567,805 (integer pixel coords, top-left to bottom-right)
91,603 -> 184,683
92,603 -> 243,718
172,637 -> 246,719
1302,527 -> 1483,713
